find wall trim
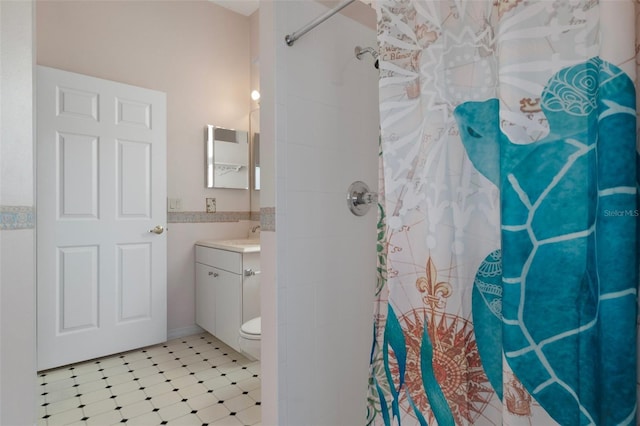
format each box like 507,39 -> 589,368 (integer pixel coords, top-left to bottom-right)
0,206 -> 35,230
168,211 -> 259,224
260,207 -> 275,231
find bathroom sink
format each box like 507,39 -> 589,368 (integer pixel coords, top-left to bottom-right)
196,238 -> 260,253
224,238 -> 260,246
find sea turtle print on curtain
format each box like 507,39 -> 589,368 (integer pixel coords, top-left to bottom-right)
367,1 -> 639,425
456,57 -> 638,425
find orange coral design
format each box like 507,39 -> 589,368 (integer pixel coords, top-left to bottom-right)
390,308 -> 494,424
504,372 -> 532,416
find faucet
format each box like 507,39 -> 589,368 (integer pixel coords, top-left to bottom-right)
250,225 -> 261,233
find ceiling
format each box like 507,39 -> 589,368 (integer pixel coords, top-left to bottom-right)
210,0 -> 374,17
209,0 -> 260,16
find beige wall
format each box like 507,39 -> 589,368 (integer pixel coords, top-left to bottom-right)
37,0 -> 252,213
36,0 -> 256,335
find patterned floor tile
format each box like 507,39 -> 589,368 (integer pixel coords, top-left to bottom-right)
37,333 -> 260,426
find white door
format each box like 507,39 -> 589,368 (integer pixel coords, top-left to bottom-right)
37,66 -> 167,370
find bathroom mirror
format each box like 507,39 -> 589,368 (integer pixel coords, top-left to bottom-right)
206,125 -> 250,189
249,108 -> 261,212
250,107 -> 260,191
253,132 -> 260,190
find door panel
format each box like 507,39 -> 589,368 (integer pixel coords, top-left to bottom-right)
117,243 -> 152,322
37,66 -> 167,370
58,132 -> 99,218
118,139 -> 151,217
57,86 -> 99,121
59,245 -> 99,332
116,97 -> 151,128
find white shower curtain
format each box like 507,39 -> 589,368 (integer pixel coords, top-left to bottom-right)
368,1 -> 639,425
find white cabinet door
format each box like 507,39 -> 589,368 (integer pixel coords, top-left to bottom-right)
37,66 -> 167,370
241,252 -> 260,323
215,268 -> 242,351
195,245 -> 256,352
195,263 -> 217,334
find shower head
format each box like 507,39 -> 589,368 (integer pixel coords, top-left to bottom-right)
355,46 -> 379,69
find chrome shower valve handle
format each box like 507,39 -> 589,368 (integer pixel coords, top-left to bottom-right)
347,181 -> 377,216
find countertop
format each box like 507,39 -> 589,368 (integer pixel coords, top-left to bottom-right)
195,238 -> 261,253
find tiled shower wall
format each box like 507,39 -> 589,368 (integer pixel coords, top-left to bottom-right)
0,1 -> 37,424
261,1 -> 379,423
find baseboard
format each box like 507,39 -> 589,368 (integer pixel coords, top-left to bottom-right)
167,324 -> 205,341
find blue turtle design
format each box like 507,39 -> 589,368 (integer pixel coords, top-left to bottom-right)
454,57 -> 638,425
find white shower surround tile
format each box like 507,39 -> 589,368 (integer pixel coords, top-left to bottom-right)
264,0 -> 379,424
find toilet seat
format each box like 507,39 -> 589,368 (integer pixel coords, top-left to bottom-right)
239,317 -> 261,340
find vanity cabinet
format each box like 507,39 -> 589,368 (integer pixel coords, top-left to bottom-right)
195,243 -> 260,351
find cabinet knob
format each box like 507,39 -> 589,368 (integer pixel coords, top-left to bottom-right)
244,269 -> 261,276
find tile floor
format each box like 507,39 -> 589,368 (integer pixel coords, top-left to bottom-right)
37,333 -> 261,426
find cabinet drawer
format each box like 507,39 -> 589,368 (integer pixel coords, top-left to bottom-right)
195,245 -> 242,274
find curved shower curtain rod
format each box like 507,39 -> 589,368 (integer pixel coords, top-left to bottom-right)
285,0 -> 356,46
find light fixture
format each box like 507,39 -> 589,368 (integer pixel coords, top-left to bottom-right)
251,90 -> 261,101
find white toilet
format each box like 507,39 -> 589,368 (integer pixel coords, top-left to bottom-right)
238,317 -> 261,360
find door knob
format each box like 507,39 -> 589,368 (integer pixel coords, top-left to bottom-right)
149,225 -> 164,234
